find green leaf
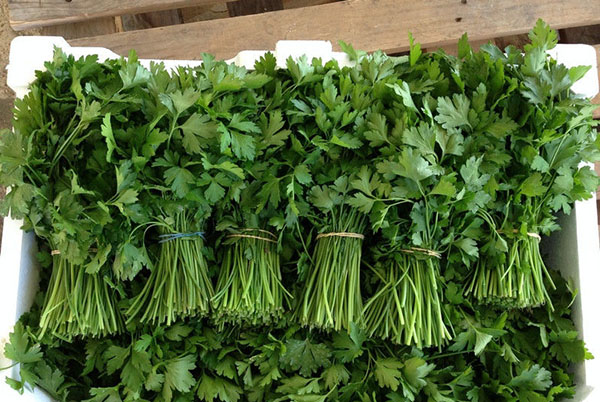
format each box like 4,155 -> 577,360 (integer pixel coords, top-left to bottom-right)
162,355 -> 196,402
259,110 -> 291,148
4,322 -> 42,364
34,362 -> 65,399
164,166 -> 195,198
231,131 -> 256,160
454,238 -> 478,258
531,155 -> 550,173
409,32 -> 422,66
85,244 -> 112,274
403,123 -> 436,156
436,128 -> 464,157
322,364 -> 350,389
145,371 -> 165,392
568,65 -> 591,84
170,88 -> 201,115
276,376 -> 321,395
332,323 -> 365,363
526,19 -> 558,51
85,387 -> 123,402
165,324 -> 193,341
115,188 -> 139,205
474,331 -> 494,356
520,173 -> 547,197
104,345 -> 129,375
374,358 -> 403,391
364,113 -> 388,147
205,180 -> 226,203
403,357 -> 434,389
485,116 -> 518,138
244,73 -> 272,89
294,165 -> 313,185
280,339 -> 331,377
430,176 -> 456,197
100,113 -> 117,162
435,94 -> 471,130
388,82 -> 418,113
457,33 -> 472,59
347,193 -> 374,214
330,133 -> 362,149
382,148 -> 436,183
509,364 -> 552,392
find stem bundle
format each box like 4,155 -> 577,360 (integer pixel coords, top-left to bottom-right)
212,229 -> 290,327
126,211 -> 213,326
297,209 -> 365,331
465,234 -> 555,309
363,252 -> 451,348
39,255 -> 121,339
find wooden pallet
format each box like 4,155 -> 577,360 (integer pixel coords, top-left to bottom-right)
7,0 -> 600,119
6,0 -> 599,55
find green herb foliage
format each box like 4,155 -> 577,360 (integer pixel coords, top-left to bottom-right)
0,20 -> 598,401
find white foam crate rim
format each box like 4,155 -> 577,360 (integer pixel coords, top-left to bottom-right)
1,37 -> 599,401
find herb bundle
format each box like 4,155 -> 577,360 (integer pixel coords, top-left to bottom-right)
458,22 -> 600,308
126,208 -> 213,326
297,194 -> 367,331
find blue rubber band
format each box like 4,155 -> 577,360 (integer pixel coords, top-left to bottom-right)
158,231 -> 205,243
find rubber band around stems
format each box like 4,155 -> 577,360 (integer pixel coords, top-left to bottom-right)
315,232 -> 365,240
498,229 -> 541,241
399,247 -> 442,259
226,229 -> 277,243
158,231 -> 205,244
51,247 -> 98,256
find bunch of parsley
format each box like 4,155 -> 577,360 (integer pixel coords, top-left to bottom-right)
0,19 -> 598,402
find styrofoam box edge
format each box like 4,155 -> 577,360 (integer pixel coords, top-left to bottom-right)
1,38 -> 599,401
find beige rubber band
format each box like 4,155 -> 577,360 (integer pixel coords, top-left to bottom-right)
226,233 -> 277,243
499,229 -> 541,241
51,247 -> 99,256
240,228 -> 277,238
400,247 -> 442,259
316,232 -> 365,240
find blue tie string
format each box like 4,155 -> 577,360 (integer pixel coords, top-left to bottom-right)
158,231 -> 205,244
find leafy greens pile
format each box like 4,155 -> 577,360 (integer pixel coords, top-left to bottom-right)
0,20 -> 598,401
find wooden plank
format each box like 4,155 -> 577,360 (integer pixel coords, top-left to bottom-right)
592,45 -> 600,119
41,17 -> 118,39
227,0 -> 283,17
428,39 -> 494,56
70,0 -> 600,61
8,0 -> 227,31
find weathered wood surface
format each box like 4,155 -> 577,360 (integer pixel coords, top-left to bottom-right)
70,0 -> 600,60
8,0 -> 226,30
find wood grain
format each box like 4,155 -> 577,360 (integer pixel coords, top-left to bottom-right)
41,17 -> 118,40
8,0 -> 227,31
70,0 -> 600,61
592,45 -> 600,119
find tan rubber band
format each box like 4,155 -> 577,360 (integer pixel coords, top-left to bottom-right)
499,229 -> 541,241
226,233 -> 277,243
400,247 -> 442,259
240,228 -> 277,238
51,247 -> 98,256
316,232 -> 365,240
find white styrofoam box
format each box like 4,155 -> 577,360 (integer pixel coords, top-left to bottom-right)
1,38 -> 598,401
